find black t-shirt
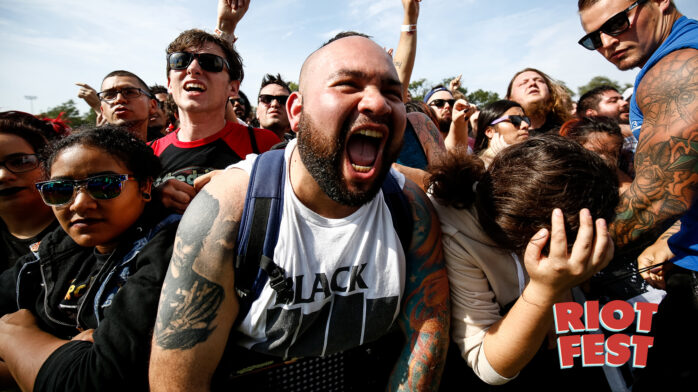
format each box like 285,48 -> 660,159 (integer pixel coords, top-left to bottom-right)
57,249 -> 112,327
0,219 -> 59,273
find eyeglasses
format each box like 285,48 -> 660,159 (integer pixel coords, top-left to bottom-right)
168,52 -> 230,73
98,87 -> 152,103
258,94 -> 289,105
578,0 -> 647,50
229,97 -> 244,105
0,154 -> 39,174
490,115 -> 531,128
35,174 -> 136,206
428,99 -> 455,108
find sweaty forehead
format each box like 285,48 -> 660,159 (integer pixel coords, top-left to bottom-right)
301,36 -> 398,87
580,0 -> 631,32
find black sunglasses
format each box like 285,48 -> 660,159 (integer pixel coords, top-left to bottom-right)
429,99 -> 455,108
490,115 -> 531,128
168,52 -> 230,73
578,0 -> 647,50
0,153 -> 39,174
35,174 -> 136,206
98,87 -> 151,103
258,94 -> 289,105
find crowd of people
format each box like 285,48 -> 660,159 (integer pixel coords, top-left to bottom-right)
1,0 -> 696,390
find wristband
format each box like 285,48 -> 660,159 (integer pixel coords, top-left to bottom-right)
215,28 -> 238,43
400,24 -> 417,32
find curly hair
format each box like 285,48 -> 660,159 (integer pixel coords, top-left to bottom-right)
0,111 -> 61,154
429,135 -> 619,254
42,125 -> 162,184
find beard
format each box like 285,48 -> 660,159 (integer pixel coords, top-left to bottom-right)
438,117 -> 451,135
296,110 -> 400,207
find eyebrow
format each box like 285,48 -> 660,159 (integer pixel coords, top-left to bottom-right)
50,171 -> 122,180
328,69 -> 402,88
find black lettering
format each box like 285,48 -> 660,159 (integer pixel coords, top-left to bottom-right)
349,263 -> 368,291
330,266 -> 351,292
310,273 -> 331,300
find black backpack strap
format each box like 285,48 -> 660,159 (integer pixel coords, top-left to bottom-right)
381,172 -> 413,255
247,125 -> 260,154
234,149 -> 293,321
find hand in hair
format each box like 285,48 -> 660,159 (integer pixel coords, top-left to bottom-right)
524,208 -> 613,301
157,179 -> 197,214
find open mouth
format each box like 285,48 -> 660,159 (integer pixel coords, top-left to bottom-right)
184,82 -> 207,92
346,129 -> 384,173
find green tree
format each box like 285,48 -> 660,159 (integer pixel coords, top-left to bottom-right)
288,81 -> 299,92
408,78 -> 429,101
577,76 -> 633,97
466,89 -> 500,108
39,99 -> 96,128
440,76 -> 468,97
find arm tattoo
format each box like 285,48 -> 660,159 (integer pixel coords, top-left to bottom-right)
389,182 -> 450,391
612,50 -> 698,246
154,190 -> 237,350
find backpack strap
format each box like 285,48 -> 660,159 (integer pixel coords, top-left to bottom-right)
247,125 -> 260,154
234,149 -> 293,321
380,172 -> 413,255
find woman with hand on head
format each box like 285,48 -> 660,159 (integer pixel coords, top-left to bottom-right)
473,100 -> 531,168
0,111 -> 67,272
0,126 -> 179,392
429,135 -> 618,387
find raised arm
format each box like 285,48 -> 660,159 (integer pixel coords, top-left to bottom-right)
388,180 -> 450,391
150,169 -> 247,391
216,0 -> 250,45
611,49 -> 698,247
393,0 -> 420,102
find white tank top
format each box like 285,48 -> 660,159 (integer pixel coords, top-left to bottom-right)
233,139 -> 406,358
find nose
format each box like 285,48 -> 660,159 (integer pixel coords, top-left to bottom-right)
520,120 -> 530,131
0,165 -> 17,181
69,187 -> 97,213
599,32 -> 619,51
187,57 -> 203,75
357,87 -> 391,116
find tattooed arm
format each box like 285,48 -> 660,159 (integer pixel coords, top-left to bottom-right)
612,49 -> 698,247
388,180 -> 450,391
150,169 -> 248,391
393,0 -> 420,102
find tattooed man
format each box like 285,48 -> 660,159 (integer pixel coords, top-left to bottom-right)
579,0 -> 698,387
149,32 -> 450,391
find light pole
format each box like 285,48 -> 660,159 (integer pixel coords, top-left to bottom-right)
24,96 -> 37,114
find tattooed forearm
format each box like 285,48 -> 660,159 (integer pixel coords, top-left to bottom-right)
390,182 -> 450,391
154,190 -> 237,350
612,49 -> 698,247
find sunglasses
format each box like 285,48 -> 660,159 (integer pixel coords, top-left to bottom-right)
98,87 -> 151,103
428,99 -> 455,109
168,52 -> 230,73
35,174 -> 136,207
258,94 -> 289,105
0,154 -> 39,174
490,115 -> 531,128
578,0 -> 647,50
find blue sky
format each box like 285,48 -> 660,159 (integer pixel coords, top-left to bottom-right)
1,0 -> 697,115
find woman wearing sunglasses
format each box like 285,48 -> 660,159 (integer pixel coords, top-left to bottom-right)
472,100 -> 531,168
0,126 -> 179,392
429,136 -> 617,387
0,111 -> 65,273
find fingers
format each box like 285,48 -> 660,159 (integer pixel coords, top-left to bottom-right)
75,82 -> 92,89
524,227 -> 550,266
590,218 -> 613,273
569,208 -> 594,264
548,208 -> 568,260
160,180 -> 197,214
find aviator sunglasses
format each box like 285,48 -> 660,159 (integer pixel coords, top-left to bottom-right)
35,174 -> 136,207
428,99 -> 456,109
0,153 -> 39,174
578,0 -> 648,50
490,115 -> 531,128
168,52 -> 230,73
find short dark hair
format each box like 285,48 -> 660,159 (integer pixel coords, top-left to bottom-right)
0,111 -> 66,154
232,90 -> 251,120
321,31 -> 371,48
149,84 -> 168,96
473,100 -> 523,153
560,116 -> 623,145
43,125 -> 162,184
166,29 -> 244,82
102,70 -> 151,94
259,73 -> 291,96
577,85 -> 619,117
429,135 -> 619,254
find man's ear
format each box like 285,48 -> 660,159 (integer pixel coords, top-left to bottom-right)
228,79 -> 241,99
585,108 -> 598,117
287,91 -> 303,133
148,99 -> 158,117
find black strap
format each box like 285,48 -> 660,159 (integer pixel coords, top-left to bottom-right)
247,125 -> 260,154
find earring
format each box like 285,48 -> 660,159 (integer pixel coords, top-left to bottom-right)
142,192 -> 151,201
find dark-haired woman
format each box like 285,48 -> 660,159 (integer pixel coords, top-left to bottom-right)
429,135 -> 618,386
472,100 -> 530,168
0,126 -> 179,392
0,111 -> 66,272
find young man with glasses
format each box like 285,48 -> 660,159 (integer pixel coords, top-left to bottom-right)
256,73 -> 293,139
150,29 -> 279,214
579,0 -> 698,388
98,70 -> 157,141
